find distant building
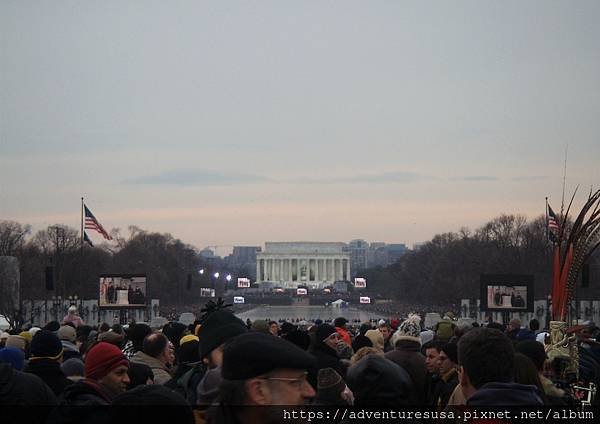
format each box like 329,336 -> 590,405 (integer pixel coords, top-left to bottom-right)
226,246 -> 261,267
199,248 -> 216,259
387,243 -> 408,263
346,239 -> 369,276
256,242 -> 350,289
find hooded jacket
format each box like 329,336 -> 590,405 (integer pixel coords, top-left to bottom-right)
47,379 -> 113,424
25,358 -> 73,396
346,355 -> 415,406
467,382 -> 544,406
384,339 -> 427,404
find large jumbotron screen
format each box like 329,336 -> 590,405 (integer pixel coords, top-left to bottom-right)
479,274 -> 534,312
99,274 -> 147,308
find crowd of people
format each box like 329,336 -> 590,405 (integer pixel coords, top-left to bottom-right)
1,303 -> 599,423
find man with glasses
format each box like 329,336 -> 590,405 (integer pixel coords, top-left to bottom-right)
211,332 -> 317,423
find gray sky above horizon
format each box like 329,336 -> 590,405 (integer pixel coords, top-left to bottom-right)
2,1 -> 599,253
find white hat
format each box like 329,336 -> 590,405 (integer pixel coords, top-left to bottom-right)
378,319 -> 386,326
68,305 -> 77,313
536,331 -> 548,345
28,327 -> 42,336
0,332 -> 9,340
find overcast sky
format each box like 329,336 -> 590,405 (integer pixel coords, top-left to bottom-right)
2,1 -> 599,253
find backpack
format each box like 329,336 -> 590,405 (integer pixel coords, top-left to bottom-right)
435,320 -> 455,342
176,362 -> 207,406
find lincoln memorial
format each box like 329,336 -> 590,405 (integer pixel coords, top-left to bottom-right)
256,242 -> 351,289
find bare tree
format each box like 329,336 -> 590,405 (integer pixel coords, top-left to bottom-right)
0,220 -> 31,256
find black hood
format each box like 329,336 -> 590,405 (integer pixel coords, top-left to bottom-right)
59,379 -> 112,406
346,355 -> 414,406
0,363 -> 17,398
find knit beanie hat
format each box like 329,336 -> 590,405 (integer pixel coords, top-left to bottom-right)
5,335 -> 26,351
28,327 -> 42,337
317,367 -> 346,402
85,342 -> 129,380
44,321 -> 61,332
441,342 -> 458,364
364,329 -> 384,351
162,321 -> 188,349
18,331 -> 32,344
61,358 -> 85,377
179,334 -> 199,346
198,310 -> 247,359
97,330 -> 124,346
392,314 -> 422,346
316,324 -> 337,342
177,340 -> 200,364
58,325 -> 77,342
30,329 -> 63,359
0,347 -> 25,371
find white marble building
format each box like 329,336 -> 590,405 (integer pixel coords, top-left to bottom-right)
256,242 -> 351,289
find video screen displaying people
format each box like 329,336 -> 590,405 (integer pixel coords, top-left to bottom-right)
486,285 -> 527,310
99,275 -> 147,307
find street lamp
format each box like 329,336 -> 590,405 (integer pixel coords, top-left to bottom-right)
198,269 -> 205,275
226,274 -> 232,282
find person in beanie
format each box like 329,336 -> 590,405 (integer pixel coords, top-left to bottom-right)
385,313 -> 427,404
308,324 -> 347,389
130,332 -> 173,385
122,322 -> 152,359
62,305 -> 84,328
315,367 -> 353,405
25,329 -> 73,396
61,358 -> 85,382
0,347 -> 25,371
194,310 -> 248,411
210,332 -> 316,423
49,342 -> 129,424
57,325 -> 82,361
431,342 -> 458,409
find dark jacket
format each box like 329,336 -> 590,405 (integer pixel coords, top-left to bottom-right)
308,341 -> 347,389
0,362 -> 57,406
385,340 -> 427,404
346,355 -> 414,406
25,358 -> 73,397
467,382 -> 544,406
48,379 -> 113,424
431,368 -> 458,409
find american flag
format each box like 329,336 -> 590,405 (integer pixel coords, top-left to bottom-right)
547,204 -> 560,242
84,204 -> 112,240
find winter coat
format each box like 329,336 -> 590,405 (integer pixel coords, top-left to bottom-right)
25,358 -> 73,397
47,379 -> 113,424
0,362 -> 57,406
130,350 -> 172,385
431,368 -> 458,409
467,382 -> 544,406
385,340 -> 427,404
346,355 -> 414,406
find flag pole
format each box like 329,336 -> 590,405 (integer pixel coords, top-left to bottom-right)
545,197 -> 549,243
81,197 -> 84,246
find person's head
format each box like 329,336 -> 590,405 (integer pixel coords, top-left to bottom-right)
364,329 -> 384,351
61,358 -> 85,379
458,327 -> 514,392
268,321 -> 279,336
57,325 -> 76,343
438,342 -> 458,375
508,318 -> 521,332
317,367 -> 350,405
0,347 -> 25,371
142,332 -> 171,366
529,319 -> 540,332
198,310 -> 247,368
112,385 -> 194,424
333,317 -> 348,330
85,342 -> 130,394
129,323 -> 152,352
316,324 -> 340,350
346,355 -> 414,406
392,314 -> 422,347
30,330 -> 63,362
513,353 -> 545,397
127,362 -> 155,388
516,340 -> 547,373
350,346 -> 384,365
68,305 -> 77,315
422,340 -> 445,373
221,332 -> 316,406
378,323 -> 392,341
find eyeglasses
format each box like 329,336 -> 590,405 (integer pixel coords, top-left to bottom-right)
258,372 -> 309,388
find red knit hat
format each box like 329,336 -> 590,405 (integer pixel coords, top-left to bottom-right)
85,342 -> 129,380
